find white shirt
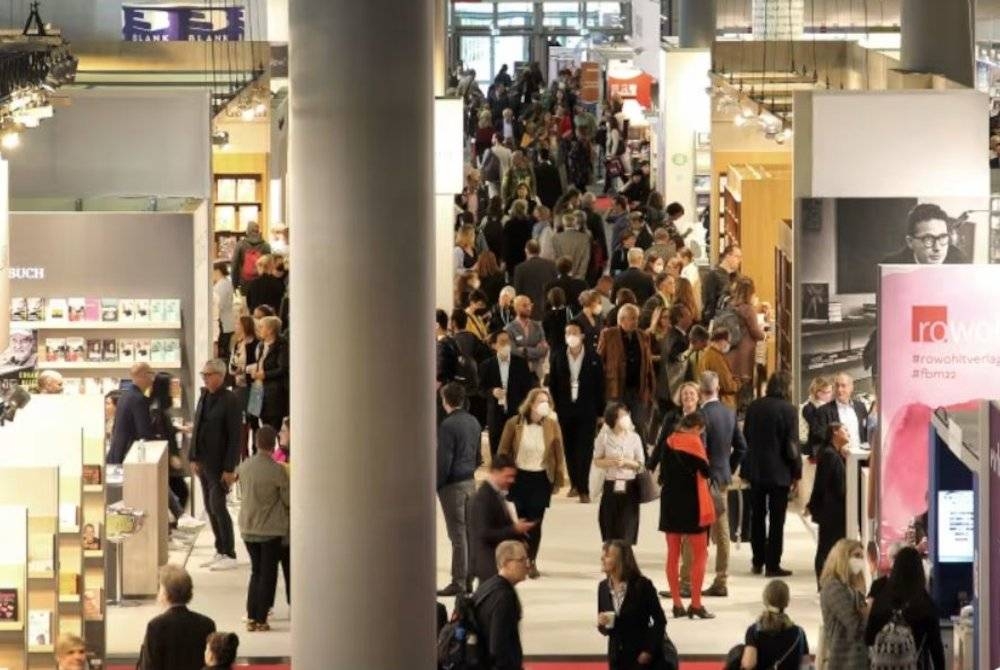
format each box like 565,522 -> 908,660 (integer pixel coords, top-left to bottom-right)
516,424 -> 546,471
837,400 -> 861,448
593,425 -> 644,481
567,348 -> 584,401
213,276 -> 236,333
498,355 -> 510,390
503,119 -> 514,140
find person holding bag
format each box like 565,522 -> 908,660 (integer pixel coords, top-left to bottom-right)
658,411 -> 716,621
593,403 -> 645,545
250,316 -> 289,431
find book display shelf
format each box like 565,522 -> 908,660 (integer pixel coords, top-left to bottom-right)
0,506 -> 28,670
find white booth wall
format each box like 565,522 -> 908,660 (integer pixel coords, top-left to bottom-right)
660,48 -> 710,229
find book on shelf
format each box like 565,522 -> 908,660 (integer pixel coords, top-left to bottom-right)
26,297 -> 45,322
163,338 -> 180,363
217,178 -> 237,202
66,337 -> 85,362
135,339 -> 151,363
83,377 -> 102,395
27,559 -> 52,574
135,299 -> 151,322
236,178 -> 257,203
82,589 -> 103,621
150,299 -> 165,323
86,339 -> 103,362
67,298 -> 86,322
118,339 -> 136,363
0,588 -> 17,621
58,503 -> 78,529
163,299 -> 181,323
101,339 -> 118,362
828,302 -> 843,323
84,297 -> 101,321
45,298 -> 67,322
44,338 -> 66,362
9,297 -> 27,322
801,283 -> 830,321
150,339 -> 164,362
28,610 -> 51,646
59,573 -> 80,596
215,205 -> 237,231
81,523 -> 100,551
82,464 -> 103,486
101,299 -> 118,322
118,299 -> 136,322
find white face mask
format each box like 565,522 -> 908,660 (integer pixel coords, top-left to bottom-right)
534,401 -> 551,418
470,279 -> 481,289
497,345 -> 511,358
618,414 -> 634,432
848,557 -> 866,575
653,263 -> 665,274
565,334 -> 582,349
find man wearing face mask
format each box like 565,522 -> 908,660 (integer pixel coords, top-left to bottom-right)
701,329 -> 739,410
598,304 -> 656,443
550,323 -> 604,504
809,422 -> 850,588
480,331 -> 535,458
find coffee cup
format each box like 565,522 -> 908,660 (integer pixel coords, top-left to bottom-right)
599,611 -> 616,629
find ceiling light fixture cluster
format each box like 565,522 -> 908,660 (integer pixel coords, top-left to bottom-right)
711,74 -> 794,146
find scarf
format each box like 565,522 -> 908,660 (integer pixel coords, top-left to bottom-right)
667,431 -> 716,528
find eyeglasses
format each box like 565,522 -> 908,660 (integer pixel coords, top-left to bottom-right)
910,233 -> 950,249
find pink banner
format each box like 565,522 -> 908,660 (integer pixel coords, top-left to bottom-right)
879,264 -> 1000,549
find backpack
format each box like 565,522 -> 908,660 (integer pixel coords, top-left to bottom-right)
712,298 -> 744,348
454,350 -> 480,395
241,246 -> 264,284
723,644 -> 745,670
437,592 -> 485,669
870,609 -> 921,670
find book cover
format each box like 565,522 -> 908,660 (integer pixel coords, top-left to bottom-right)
118,299 -> 136,322
118,339 -> 135,363
101,339 -> 118,362
84,298 -> 101,321
215,205 -> 236,231
150,339 -> 165,363
101,299 -> 118,322
163,339 -> 180,363
801,283 -> 830,321
28,610 -> 51,646
236,177 -> 257,203
135,339 -> 151,362
82,523 -> 100,551
83,589 -> 103,621
66,337 -> 85,363
58,504 -> 78,530
44,338 -> 65,362
163,300 -> 181,323
82,465 -> 102,485
217,178 -> 237,202
86,339 -> 103,362
67,298 -> 86,322
62,378 -> 82,395
58,573 -> 80,596
9,297 -> 26,322
0,589 -> 17,620
150,299 -> 165,323
135,299 -> 150,322
45,298 -> 67,322
26,297 -> 45,321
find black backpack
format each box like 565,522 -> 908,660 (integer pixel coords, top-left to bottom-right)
454,349 -> 480,396
437,592 -> 484,669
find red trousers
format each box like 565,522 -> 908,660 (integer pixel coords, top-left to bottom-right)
665,531 -> 708,608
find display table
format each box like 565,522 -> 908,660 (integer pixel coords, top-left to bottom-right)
845,445 -> 870,541
121,442 -> 168,597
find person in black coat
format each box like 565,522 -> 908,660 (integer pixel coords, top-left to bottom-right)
573,290 -> 606,354
700,244 -> 742,326
242,255 -> 286,314
864,546 -> 946,670
550,322 -> 604,503
512,240 -> 558,320
534,148 -> 563,210
468,456 -> 535,584
808,422 -> 849,588
541,287 -> 573,360
545,257 -> 589,316
138,565 -> 216,670
251,317 -> 289,430
107,363 -> 155,464
809,372 -> 869,450
597,540 -> 667,670
479,331 -> 535,457
474,540 -> 529,670
501,204 -> 535,276
612,249 -> 656,304
742,372 -> 801,577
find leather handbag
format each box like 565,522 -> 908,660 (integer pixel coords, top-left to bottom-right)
636,468 -> 660,504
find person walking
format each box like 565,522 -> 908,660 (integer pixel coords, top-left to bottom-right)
597,540 -> 668,670
138,566 -> 216,670
236,426 -> 290,632
597,304 -> 656,444
742,372 -> 801,577
701,244 -> 741,326
505,294 -> 549,382
468,455 -> 536,585
659,411 -> 717,620
480,331 -> 535,458
808,422 -> 849,588
107,362 -> 155,464
738,580 -> 810,670
213,262 -> 236,358
593,403 -> 645,545
188,359 -> 243,571
549,323 -> 604,503
474,540 -> 530,670
497,388 -> 566,579
230,221 -> 271,292
436,383 -> 482,596
819,539 -> 869,670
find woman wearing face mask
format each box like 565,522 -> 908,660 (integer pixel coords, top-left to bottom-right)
819,539 -> 869,669
807,422 -> 849,589
593,403 -> 646,545
574,290 -> 606,353
498,387 -> 567,578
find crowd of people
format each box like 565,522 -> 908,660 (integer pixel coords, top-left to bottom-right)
435,62 -> 943,670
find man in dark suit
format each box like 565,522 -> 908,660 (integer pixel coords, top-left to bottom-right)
533,147 -> 563,210
545,256 -> 588,316
479,331 -> 535,457
580,192 -> 608,282
549,322 -> 604,503
742,372 -> 801,577
810,372 -> 869,450
612,247 -> 655,304
512,239 -> 558,320
474,540 -> 529,670
107,362 -> 155,464
469,455 -> 535,584
701,243 -> 742,326
138,565 -> 215,670
609,230 -> 635,277
188,359 -> 243,570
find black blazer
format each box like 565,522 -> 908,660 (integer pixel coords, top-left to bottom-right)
244,273 -> 286,314
545,274 -> 589,314
658,445 -> 712,534
513,256 -> 558,320
742,396 -> 802,487
808,444 -> 846,530
534,161 -> 563,209
189,388 -> 243,474
138,605 -> 216,670
469,482 -> 523,582
479,355 -> 535,437
612,268 -> 655,304
573,311 -> 605,354
474,575 -> 523,670
810,399 -> 869,447
107,386 -> 152,465
256,337 -> 290,421
549,348 -> 604,420
597,576 -> 666,670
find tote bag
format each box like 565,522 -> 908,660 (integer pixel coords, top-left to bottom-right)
247,383 -> 264,418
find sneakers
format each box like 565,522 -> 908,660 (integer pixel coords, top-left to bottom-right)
246,620 -> 270,632
177,514 -> 206,529
199,553 -> 226,568
210,556 -> 240,571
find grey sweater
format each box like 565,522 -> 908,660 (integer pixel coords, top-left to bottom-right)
237,453 -> 290,541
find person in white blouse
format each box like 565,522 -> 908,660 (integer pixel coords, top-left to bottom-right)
498,387 -> 566,579
593,402 -> 646,545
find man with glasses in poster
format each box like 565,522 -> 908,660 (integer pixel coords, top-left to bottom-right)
881,203 -> 968,265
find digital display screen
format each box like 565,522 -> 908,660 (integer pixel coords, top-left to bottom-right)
937,490 -> 974,563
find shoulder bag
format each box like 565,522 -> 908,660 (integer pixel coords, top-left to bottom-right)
247,382 -> 264,418
637,467 -> 660,504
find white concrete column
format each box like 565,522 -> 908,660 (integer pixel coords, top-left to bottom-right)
434,0 -> 448,95
901,0 -> 974,87
289,0 -> 436,668
678,0 -> 717,48
0,160 -> 9,349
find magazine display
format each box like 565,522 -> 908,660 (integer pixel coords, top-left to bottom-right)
9,297 -> 180,324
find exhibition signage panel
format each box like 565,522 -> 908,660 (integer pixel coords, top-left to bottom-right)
878,264 -> 1000,555
122,4 -> 245,41
607,71 -> 655,109
579,62 -> 600,105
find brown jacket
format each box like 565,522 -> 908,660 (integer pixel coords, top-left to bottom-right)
724,302 -> 766,380
702,346 -> 738,409
497,415 -> 567,489
596,327 -> 657,404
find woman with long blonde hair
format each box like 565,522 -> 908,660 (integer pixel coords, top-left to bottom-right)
819,538 -> 869,669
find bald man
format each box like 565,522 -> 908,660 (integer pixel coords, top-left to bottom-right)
107,362 -> 155,464
504,295 -> 549,382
